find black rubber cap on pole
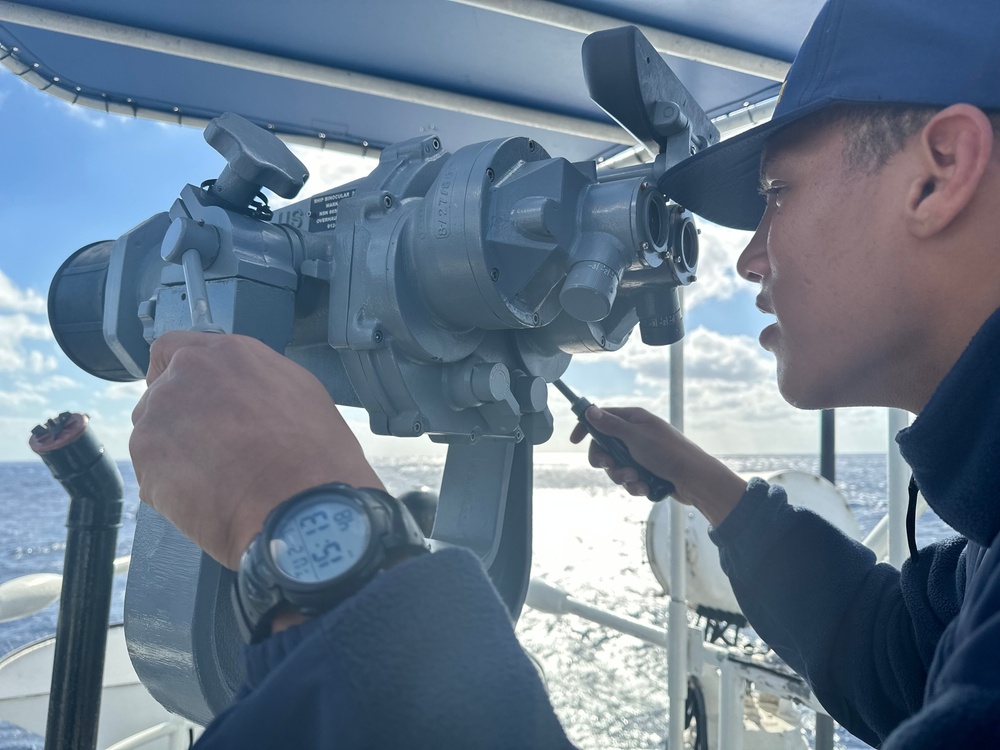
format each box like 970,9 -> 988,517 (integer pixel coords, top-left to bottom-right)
30,413 -> 124,750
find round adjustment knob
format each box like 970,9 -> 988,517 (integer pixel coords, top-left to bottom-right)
204,113 -> 310,209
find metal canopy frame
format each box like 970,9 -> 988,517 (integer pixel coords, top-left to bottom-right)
0,0 -> 816,162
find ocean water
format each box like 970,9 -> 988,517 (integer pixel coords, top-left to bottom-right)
0,454 -> 952,750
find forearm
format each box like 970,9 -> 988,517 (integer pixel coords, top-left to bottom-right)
710,479 -> 934,746
678,458 -> 748,527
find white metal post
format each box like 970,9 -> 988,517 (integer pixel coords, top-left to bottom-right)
718,659 -> 745,750
667,305 -> 688,750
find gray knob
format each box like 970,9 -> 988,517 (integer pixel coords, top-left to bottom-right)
471,363 -> 511,403
204,113 -> 309,208
512,374 -> 547,413
449,362 -> 511,408
560,260 -> 619,322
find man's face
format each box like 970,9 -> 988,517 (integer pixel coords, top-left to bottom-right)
736,120 -> 918,409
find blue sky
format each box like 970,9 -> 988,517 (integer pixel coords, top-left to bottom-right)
0,70 -> 894,462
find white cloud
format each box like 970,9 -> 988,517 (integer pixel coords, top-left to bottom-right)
616,326 -> 771,386
0,270 -> 46,313
53,98 -> 110,129
0,386 -> 47,409
35,375 -> 80,391
102,381 -> 147,400
269,146 -> 377,209
0,375 -> 76,409
683,328 -> 773,383
0,313 -> 52,372
684,222 -> 753,310
26,350 -> 58,374
563,326 -> 892,454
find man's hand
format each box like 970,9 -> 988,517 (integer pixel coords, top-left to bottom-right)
570,406 -> 747,526
130,331 -> 384,570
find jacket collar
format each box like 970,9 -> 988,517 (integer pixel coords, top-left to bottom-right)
897,307 -> 1000,547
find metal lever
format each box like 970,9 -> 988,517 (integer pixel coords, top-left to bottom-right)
161,217 -> 225,334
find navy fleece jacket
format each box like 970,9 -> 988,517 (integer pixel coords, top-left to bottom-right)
193,547 -> 574,749
194,308 -> 1000,749
712,307 -> 1000,748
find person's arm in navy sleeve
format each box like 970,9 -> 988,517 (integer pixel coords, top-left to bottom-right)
710,479 -> 965,747
195,549 -> 575,750
126,333 -> 574,749
570,407 -> 965,748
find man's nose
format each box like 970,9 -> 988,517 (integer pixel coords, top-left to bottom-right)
736,221 -> 768,283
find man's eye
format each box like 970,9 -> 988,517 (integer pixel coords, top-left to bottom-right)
762,186 -> 786,206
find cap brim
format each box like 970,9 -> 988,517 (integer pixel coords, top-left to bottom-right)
658,99 -> 833,231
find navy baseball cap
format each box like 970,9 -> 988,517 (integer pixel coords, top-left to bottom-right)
659,0 -> 1000,231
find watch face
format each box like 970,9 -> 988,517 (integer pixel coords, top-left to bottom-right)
270,495 -> 372,583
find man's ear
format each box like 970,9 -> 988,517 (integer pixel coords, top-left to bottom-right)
905,104 -> 994,238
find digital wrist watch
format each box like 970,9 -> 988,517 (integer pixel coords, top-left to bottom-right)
232,482 -> 428,643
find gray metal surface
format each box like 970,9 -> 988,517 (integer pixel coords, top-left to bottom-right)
49,30 -> 713,719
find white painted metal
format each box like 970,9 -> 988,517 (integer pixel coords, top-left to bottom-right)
104,717 -> 194,750
0,555 -> 131,623
887,409 -> 912,567
667,310 -> 687,750
719,658 -> 746,750
713,97 -> 780,137
0,626 -> 197,749
0,573 -> 62,623
526,577 -> 827,714
863,492 -> 928,562
0,1 -> 630,145
451,0 -> 790,81
526,579 -> 667,646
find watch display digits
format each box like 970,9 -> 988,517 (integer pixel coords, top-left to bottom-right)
271,497 -> 371,583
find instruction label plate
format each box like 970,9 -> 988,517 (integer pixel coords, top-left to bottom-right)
309,188 -> 357,233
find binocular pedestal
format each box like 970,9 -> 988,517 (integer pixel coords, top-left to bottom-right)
123,440 -> 533,724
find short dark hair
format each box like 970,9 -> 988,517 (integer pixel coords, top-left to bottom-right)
812,104 -> 1000,173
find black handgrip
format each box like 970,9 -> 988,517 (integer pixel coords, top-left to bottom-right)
554,379 -> 675,502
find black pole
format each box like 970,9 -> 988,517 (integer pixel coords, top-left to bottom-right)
29,412 -> 124,750
816,409 -> 836,750
820,409 -> 836,484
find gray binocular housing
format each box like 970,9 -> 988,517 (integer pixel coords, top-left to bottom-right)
46,26 -> 718,724
54,117 -> 701,446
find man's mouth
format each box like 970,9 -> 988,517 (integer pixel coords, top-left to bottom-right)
755,294 -> 774,315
